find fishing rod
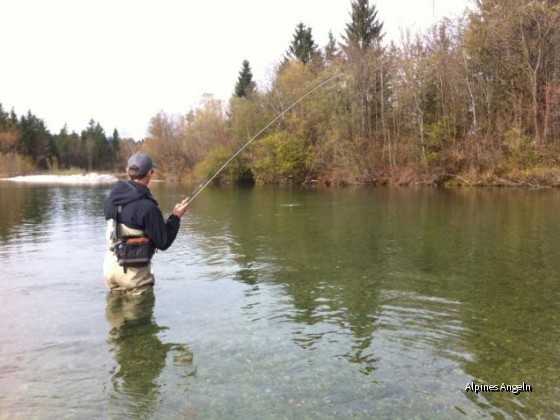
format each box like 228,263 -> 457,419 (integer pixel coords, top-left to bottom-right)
183,73 -> 345,204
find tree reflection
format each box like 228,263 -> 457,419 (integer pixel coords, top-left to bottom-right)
0,183 -> 109,242
190,187 -> 560,416
0,183 -> 53,241
207,187 -> 385,376
105,292 -> 194,417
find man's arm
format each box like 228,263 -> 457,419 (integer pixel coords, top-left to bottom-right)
142,198 -> 189,251
142,206 -> 181,251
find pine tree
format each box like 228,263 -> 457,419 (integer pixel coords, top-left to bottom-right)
234,60 -> 257,98
342,0 -> 384,53
111,128 -> 120,143
341,0 -> 387,148
0,104 -> 18,131
19,111 -> 54,169
287,23 -> 318,64
0,104 -> 20,154
0,104 -> 8,130
81,119 -> 110,170
324,30 -> 340,64
54,125 -> 79,169
110,128 -> 120,166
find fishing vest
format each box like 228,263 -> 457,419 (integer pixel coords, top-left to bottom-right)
109,205 -> 155,272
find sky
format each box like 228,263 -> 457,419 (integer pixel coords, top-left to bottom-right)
0,0 -> 471,140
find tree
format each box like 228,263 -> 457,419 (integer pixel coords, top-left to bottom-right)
0,104 -> 21,154
287,23 -> 319,65
144,111 -> 187,181
466,0 -> 560,146
341,0 -> 387,158
19,111 -> 54,169
55,126 -> 87,169
324,30 -> 341,65
111,128 -> 120,144
234,60 -> 257,98
228,92 -> 268,149
342,0 -> 384,54
81,119 -> 111,170
110,128 -> 120,164
183,94 -> 230,168
0,104 -> 10,130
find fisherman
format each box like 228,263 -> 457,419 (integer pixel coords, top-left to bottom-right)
103,152 -> 189,295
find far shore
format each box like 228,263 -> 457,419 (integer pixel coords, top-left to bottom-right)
1,170 -> 558,188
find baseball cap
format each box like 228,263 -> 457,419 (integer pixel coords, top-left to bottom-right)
127,152 -> 155,176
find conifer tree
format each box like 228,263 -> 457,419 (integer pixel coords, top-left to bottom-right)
54,125 -> 83,169
341,0 -> 387,150
0,104 -> 21,154
0,104 -> 8,130
342,0 -> 384,52
81,119 -> 111,170
324,30 -> 340,64
19,111 -> 54,169
287,23 -> 319,64
234,60 -> 257,98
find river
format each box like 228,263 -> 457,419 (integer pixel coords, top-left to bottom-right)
0,180 -> 558,418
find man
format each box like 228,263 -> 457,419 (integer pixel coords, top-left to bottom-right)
103,152 -> 189,294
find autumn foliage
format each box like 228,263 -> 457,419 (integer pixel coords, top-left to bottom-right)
3,0 -> 560,187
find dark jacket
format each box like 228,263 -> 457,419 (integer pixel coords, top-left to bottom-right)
104,180 -> 180,251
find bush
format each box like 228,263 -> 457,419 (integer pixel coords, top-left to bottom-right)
250,133 -> 310,184
194,145 -> 252,184
0,152 -> 34,176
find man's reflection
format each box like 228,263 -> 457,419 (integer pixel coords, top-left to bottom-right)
105,292 -> 194,416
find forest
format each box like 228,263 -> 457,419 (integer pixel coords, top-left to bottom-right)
2,0 -> 560,187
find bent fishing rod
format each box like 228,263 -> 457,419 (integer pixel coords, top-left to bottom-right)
182,73 -> 344,204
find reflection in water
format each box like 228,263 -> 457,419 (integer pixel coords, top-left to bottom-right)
190,187 -> 560,417
3,183 -> 560,417
105,292 -> 195,417
0,183 -> 53,241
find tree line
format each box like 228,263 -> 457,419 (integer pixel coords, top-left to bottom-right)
2,0 -> 560,186
0,106 -> 127,174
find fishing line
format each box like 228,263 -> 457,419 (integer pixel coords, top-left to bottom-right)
184,73 -> 345,204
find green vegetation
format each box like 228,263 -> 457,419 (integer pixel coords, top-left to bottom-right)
0,104 -> 131,175
234,60 -> 257,99
2,0 -> 560,187
287,23 -> 320,65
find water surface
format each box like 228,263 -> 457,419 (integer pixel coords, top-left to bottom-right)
1,181 -> 559,418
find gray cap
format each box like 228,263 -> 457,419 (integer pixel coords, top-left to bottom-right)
127,152 -> 155,176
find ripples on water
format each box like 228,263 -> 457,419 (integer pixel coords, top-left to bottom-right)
1,183 -> 559,418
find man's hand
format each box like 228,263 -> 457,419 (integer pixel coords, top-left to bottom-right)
172,197 -> 189,218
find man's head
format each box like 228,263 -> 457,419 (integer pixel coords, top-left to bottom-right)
127,152 -> 155,180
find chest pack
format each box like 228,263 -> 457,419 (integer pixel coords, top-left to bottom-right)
111,205 -> 155,272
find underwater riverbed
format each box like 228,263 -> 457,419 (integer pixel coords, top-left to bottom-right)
0,181 -> 559,418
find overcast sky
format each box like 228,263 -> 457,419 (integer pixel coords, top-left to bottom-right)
0,0 -> 471,139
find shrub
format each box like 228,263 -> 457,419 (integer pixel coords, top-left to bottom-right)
250,133 -> 310,184
0,152 -> 34,176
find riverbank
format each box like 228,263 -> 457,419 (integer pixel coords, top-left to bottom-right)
361,164 -> 560,188
3,164 -> 560,189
